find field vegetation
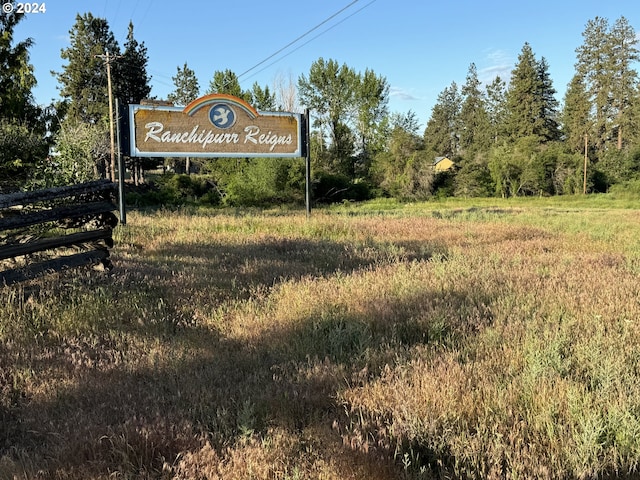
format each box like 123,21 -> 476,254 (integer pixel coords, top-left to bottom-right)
2,196 -> 640,479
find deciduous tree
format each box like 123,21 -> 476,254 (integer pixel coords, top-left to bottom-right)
0,11 -> 48,190
353,69 -> 389,175
298,58 -> 358,176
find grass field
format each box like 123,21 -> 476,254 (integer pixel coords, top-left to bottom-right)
2,195 -> 640,479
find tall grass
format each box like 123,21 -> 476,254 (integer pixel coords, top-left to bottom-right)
1,199 -> 640,478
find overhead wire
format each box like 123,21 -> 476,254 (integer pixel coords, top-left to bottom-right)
235,0 -> 360,82
240,0 -> 377,85
135,0 -> 375,98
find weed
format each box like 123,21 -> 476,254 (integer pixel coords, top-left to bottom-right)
2,202 -> 640,478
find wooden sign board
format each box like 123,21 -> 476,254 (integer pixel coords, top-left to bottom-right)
129,94 -> 302,158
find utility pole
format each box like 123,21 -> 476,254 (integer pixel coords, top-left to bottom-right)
305,108 -> 311,217
583,134 -> 588,194
95,52 -> 123,182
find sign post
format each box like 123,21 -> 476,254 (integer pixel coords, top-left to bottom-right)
304,108 -> 311,217
128,93 -> 310,213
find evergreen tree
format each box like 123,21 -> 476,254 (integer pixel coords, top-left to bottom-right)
168,62 -> 200,105
504,43 -> 560,143
576,16 -> 639,154
206,69 -> 251,102
609,16 -> 639,150
537,57 -> 561,142
561,74 -> 591,153
485,76 -> 507,144
458,63 -> 491,155
575,17 -> 615,152
249,82 -> 276,110
505,43 -> 539,139
55,13 -> 120,125
167,62 -> 199,177
630,88 -> 640,147
115,22 -> 151,105
423,82 -> 461,158
113,22 -> 152,184
0,11 -> 40,126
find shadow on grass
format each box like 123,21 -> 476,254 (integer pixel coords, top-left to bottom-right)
119,236 -> 446,304
2,235 -> 475,478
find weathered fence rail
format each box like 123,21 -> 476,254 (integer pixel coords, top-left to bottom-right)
0,180 -> 119,285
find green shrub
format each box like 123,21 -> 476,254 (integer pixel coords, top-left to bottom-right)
312,171 -> 372,204
127,174 -> 222,207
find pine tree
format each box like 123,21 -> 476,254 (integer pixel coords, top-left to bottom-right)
249,82 -> 276,111
504,43 -> 560,143
537,57 -> 561,142
167,62 -> 200,105
458,63 -> 491,155
115,22 -> 151,105
0,11 -> 40,126
575,16 -> 639,153
206,69 -> 251,102
561,74 -> 591,153
505,43 -> 541,140
485,76 -> 507,144
609,17 -> 639,150
423,82 -> 461,158
575,17 -> 615,152
55,13 -> 120,125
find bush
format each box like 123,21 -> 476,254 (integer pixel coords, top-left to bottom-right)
0,120 -> 49,191
127,174 -> 222,207
222,158 -> 305,207
607,179 -> 640,197
312,171 -> 372,204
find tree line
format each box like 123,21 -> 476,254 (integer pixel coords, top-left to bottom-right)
1,11 -> 639,203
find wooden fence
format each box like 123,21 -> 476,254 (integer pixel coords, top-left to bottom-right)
0,180 -> 119,285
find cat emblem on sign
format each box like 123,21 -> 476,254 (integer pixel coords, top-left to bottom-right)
209,104 -> 236,129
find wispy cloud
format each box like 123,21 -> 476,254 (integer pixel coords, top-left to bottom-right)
478,49 -> 513,84
389,86 -> 420,101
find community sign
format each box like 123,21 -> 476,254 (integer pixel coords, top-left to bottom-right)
129,94 -> 302,158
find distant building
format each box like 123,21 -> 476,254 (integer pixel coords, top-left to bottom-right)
434,156 -> 454,172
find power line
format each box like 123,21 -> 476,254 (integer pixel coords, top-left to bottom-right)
241,0 -> 377,84
236,0 -> 360,82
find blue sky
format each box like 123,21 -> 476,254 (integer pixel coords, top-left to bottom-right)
12,0 -> 640,130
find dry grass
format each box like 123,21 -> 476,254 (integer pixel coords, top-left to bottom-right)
2,202 -> 640,478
